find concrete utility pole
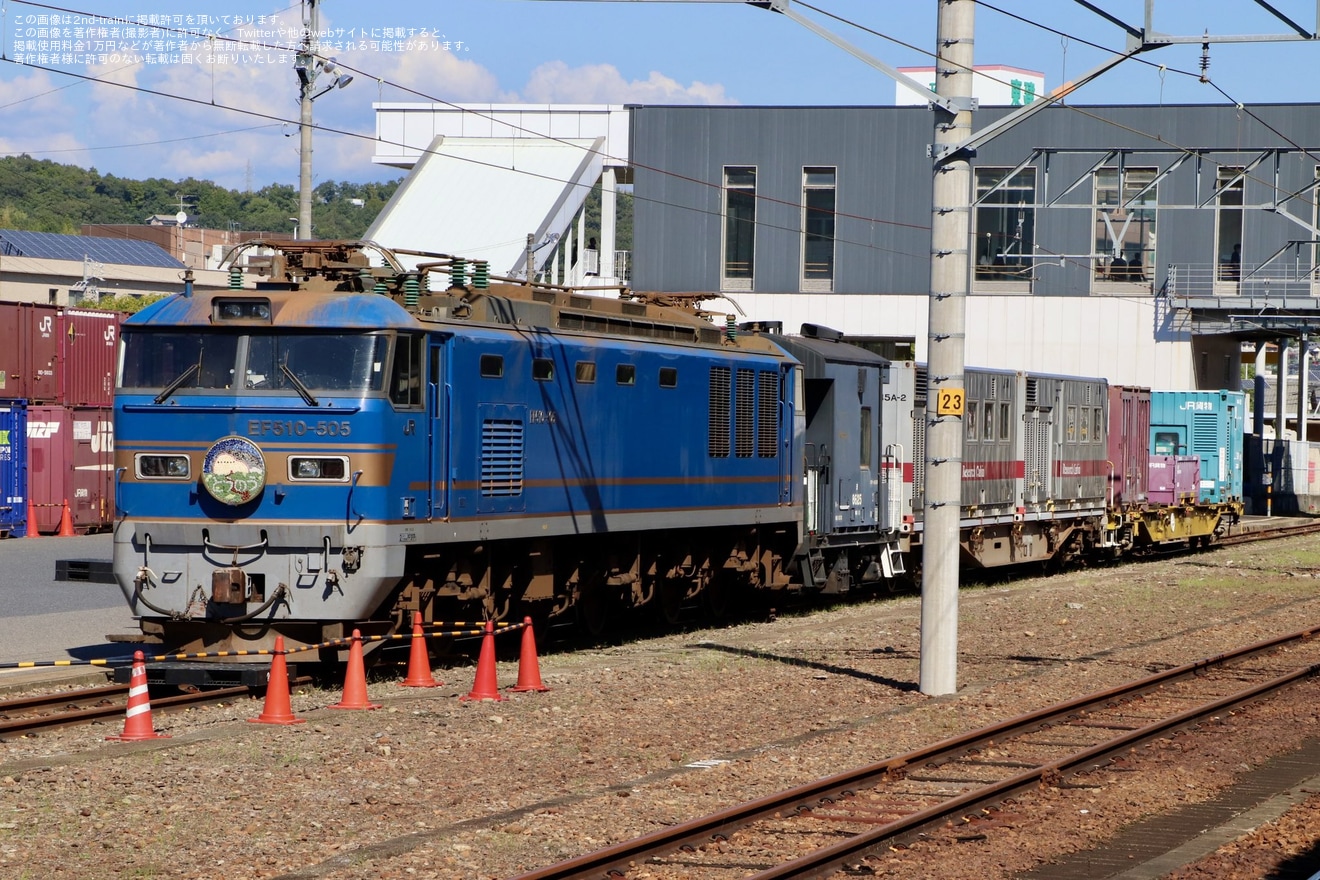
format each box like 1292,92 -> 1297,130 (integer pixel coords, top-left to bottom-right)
294,1 -> 351,241
296,0 -> 319,240
920,0 -> 975,696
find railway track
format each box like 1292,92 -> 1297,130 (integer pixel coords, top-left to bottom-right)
0,679 -> 311,738
1219,516 -> 1320,547
510,623 -> 1320,880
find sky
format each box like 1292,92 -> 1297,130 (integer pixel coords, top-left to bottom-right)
1,0 -> 1319,196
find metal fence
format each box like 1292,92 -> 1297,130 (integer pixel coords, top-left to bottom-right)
1165,263 -> 1319,300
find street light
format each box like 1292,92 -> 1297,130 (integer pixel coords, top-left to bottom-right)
295,1 -> 352,241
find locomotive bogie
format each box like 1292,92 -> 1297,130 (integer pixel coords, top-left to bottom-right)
391,524 -> 797,632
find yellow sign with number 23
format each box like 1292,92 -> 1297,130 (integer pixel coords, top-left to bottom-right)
936,387 -> 965,417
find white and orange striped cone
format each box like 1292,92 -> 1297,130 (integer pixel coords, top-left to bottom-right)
107,651 -> 169,741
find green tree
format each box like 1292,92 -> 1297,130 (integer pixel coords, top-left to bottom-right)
0,156 -> 400,239
91,293 -> 170,314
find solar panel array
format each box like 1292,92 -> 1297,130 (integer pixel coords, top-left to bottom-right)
0,229 -> 184,269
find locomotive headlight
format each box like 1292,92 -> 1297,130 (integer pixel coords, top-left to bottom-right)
289,456 -> 348,481
136,454 -> 191,479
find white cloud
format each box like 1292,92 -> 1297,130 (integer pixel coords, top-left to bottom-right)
342,41 -> 514,104
0,129 -> 86,159
0,7 -> 736,191
520,61 -> 734,105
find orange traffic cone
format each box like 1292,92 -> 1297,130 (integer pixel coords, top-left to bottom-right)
401,611 -> 441,688
107,651 -> 169,741
460,620 -> 506,702
510,616 -> 549,693
24,497 -> 39,538
249,636 -> 304,725
330,629 -> 381,710
56,498 -> 74,537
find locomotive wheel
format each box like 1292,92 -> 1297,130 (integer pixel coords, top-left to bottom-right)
658,580 -> 688,626
577,586 -> 612,639
702,576 -> 732,620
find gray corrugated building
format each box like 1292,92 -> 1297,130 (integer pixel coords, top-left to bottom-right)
628,102 -> 1320,398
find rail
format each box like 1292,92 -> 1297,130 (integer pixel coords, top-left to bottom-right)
510,622 -> 1320,880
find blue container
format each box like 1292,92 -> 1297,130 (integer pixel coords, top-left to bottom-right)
1149,390 -> 1245,503
0,400 -> 27,537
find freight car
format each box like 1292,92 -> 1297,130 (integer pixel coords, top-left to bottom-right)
0,302 -> 124,536
109,241 -> 1245,658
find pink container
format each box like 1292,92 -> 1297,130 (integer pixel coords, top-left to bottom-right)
1106,385 -> 1150,507
27,404 -> 114,534
1148,455 -> 1201,506
0,302 -> 61,403
60,308 -> 123,407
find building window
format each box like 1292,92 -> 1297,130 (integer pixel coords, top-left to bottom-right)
974,167 -> 1036,285
1216,167 -> 1244,284
723,166 -> 756,291
1094,167 -> 1156,286
801,167 -> 836,292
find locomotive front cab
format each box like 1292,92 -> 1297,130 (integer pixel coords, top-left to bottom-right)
113,288 -> 426,655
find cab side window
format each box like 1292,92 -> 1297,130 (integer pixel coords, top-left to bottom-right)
389,335 -> 424,406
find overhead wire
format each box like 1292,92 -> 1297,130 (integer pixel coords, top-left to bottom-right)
0,0 -> 932,263
1,0 -> 1314,298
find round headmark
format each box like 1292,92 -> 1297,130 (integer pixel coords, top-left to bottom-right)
201,436 -> 266,506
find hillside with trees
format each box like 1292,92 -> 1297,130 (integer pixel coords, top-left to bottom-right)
0,154 -> 633,259
0,155 -> 399,240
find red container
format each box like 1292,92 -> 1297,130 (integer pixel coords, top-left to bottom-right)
0,302 -> 61,403
1106,385 -> 1150,507
27,404 -> 114,535
61,308 -> 123,407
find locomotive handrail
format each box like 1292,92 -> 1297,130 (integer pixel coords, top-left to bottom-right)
202,532 -> 270,554
114,466 -> 126,518
347,470 -> 364,524
120,403 -> 364,414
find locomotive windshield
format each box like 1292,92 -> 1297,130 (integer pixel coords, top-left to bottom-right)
120,330 -> 389,396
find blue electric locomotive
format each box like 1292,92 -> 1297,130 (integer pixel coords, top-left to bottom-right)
113,242 -> 804,655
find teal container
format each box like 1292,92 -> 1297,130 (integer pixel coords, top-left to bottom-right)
1149,390 -> 1245,503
